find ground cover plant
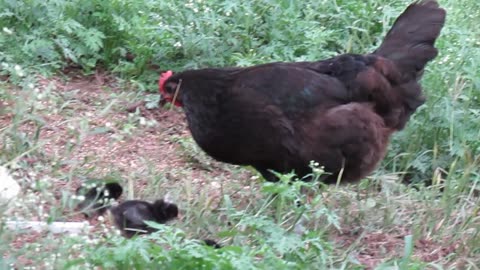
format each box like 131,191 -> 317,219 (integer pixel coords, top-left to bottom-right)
0,0 -> 479,269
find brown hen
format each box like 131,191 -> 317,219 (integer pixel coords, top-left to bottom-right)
159,1 -> 446,183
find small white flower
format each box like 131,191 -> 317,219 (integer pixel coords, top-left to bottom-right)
14,67 -> 25,76
2,27 -> 13,35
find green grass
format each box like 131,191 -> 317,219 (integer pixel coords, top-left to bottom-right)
1,0 -> 480,269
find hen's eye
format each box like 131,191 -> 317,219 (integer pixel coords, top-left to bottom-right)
164,82 -> 177,94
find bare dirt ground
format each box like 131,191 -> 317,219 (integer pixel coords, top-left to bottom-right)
1,73 -> 465,269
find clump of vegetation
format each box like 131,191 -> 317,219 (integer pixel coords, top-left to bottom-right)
1,0 -> 479,268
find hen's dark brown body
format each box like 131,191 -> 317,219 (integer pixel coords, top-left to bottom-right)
160,1 -> 446,183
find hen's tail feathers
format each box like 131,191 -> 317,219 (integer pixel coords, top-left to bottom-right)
374,0 -> 446,79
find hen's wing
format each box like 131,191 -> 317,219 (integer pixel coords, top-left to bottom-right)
230,63 -> 349,114
232,55 -> 398,111
326,54 -> 424,129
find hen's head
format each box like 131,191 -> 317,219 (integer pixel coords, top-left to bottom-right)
159,71 -> 182,107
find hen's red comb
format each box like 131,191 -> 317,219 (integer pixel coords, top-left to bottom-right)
159,70 -> 173,94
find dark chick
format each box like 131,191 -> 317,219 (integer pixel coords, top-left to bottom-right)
202,239 -> 222,249
109,199 -> 179,238
159,1 -> 446,183
76,184 -> 221,247
76,182 -> 123,218
108,200 -> 222,248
